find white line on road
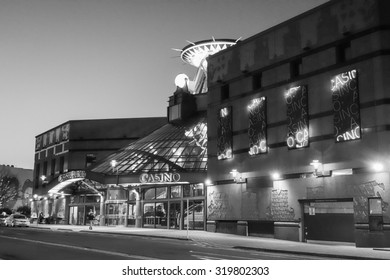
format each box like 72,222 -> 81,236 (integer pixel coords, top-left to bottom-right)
189,250 -> 255,260
0,235 -> 156,260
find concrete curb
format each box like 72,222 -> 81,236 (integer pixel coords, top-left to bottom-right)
233,246 -> 381,260
78,229 -> 191,241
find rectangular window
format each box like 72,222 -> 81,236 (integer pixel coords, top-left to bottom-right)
248,97 -> 268,155
168,104 -> 181,122
336,42 -> 351,63
220,84 -> 230,101
331,69 -> 361,143
170,186 -> 182,198
252,72 -> 262,90
183,184 -> 205,197
85,153 -> 97,168
155,187 -> 167,199
217,106 -> 233,160
285,85 -> 309,149
368,197 -> 383,231
290,59 -> 302,79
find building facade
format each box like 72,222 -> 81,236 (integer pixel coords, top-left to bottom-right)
0,164 -> 33,211
206,0 -> 390,247
32,117 -> 167,224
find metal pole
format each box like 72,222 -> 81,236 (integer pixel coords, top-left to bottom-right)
186,198 -> 189,239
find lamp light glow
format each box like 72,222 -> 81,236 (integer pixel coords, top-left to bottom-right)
271,172 -> 281,180
372,163 -> 384,172
174,73 -> 189,88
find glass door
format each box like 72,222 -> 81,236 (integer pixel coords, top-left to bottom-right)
183,200 -> 205,230
169,202 -> 181,229
69,206 -> 78,225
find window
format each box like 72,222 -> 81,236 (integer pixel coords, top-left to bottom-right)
183,184 -> 204,197
220,84 -> 229,101
170,186 -> 182,198
155,187 -> 167,199
168,104 -> 181,122
252,72 -> 262,90
368,197 -> 383,231
290,58 -> 302,79
336,42 -> 351,63
85,153 -> 97,168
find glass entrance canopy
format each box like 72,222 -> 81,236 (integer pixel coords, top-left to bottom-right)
91,115 -> 207,175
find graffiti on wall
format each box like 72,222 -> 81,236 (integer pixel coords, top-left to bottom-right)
347,180 -> 389,222
207,191 -> 232,219
266,189 -> 295,221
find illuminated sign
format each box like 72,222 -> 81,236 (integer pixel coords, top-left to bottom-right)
139,172 -> 181,183
285,85 -> 309,149
331,69 -> 361,142
58,170 -> 86,182
217,107 -> 233,160
248,97 -> 267,155
185,122 -> 207,151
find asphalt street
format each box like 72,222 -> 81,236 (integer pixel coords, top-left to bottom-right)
0,227 -> 332,260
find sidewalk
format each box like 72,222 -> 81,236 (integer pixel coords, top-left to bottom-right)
28,223 -> 390,260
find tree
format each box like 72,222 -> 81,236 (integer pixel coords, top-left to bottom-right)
0,207 -> 12,215
0,172 -> 19,208
16,205 -> 31,217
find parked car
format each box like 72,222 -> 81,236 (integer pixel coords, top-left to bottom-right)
4,214 -> 30,227
0,213 -> 9,226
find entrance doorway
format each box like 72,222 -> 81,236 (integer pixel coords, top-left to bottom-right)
301,199 -> 355,243
169,202 -> 181,229
183,200 -> 204,230
106,203 -> 126,226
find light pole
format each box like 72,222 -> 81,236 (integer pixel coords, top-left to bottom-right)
110,160 -> 119,186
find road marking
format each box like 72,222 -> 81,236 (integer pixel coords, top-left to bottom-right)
0,235 -> 156,260
189,250 -> 254,260
191,254 -> 223,260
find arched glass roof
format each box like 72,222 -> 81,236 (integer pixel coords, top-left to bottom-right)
91,115 -> 207,175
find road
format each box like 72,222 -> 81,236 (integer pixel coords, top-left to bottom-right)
0,227 -> 334,260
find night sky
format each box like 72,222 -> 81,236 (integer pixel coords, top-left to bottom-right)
0,0 -> 328,169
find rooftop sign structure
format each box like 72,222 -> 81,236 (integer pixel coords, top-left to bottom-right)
173,38 -> 239,94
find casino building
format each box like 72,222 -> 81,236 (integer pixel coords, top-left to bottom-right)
205,0 -> 390,247
31,0 -> 390,248
87,39 -> 237,230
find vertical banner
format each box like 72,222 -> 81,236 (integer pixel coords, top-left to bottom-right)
331,69 -> 361,142
285,85 -> 309,149
217,107 -> 233,160
248,97 -> 267,155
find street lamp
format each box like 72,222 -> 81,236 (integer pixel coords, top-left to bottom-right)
110,160 -> 119,186
310,160 -> 322,177
230,169 -> 245,184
